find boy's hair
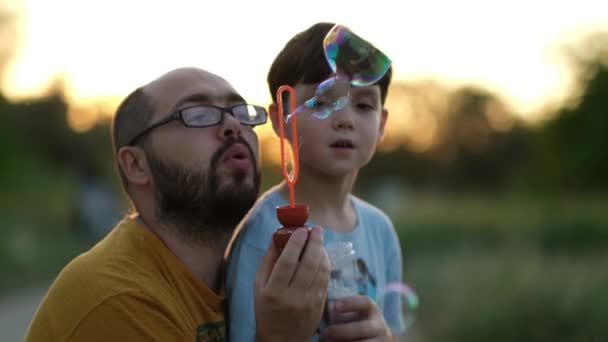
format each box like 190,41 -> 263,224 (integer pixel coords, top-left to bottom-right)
267,22 -> 392,105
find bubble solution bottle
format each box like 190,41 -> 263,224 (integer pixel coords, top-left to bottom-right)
325,241 -> 359,324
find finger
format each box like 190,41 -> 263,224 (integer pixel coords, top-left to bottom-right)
265,228 -> 308,291
290,226 -> 325,290
327,296 -> 387,341
254,236 -> 281,290
333,295 -> 376,315
323,319 -> 378,341
301,255 -> 329,314
307,243 -> 330,301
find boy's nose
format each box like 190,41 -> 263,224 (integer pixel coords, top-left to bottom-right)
331,109 -> 355,130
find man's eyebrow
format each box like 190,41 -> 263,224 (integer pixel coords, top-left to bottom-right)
225,92 -> 246,104
172,93 -> 246,112
172,94 -> 212,112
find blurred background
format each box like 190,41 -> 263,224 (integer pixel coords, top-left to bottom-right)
1,0 -> 607,341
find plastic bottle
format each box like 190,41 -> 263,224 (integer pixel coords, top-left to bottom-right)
325,241 -> 359,324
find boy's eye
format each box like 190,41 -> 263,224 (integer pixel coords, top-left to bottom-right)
305,98 -> 328,109
356,103 -> 375,111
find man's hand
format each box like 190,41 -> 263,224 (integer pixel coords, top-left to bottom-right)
323,295 -> 392,341
254,226 -> 330,342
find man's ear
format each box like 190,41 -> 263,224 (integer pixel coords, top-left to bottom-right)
268,103 -> 281,137
117,146 -> 151,187
378,108 -> 389,143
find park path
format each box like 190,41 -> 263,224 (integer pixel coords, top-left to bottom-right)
0,285 -> 48,342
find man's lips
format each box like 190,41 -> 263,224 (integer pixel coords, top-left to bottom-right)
221,143 -> 252,169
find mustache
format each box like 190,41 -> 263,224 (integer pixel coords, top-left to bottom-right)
210,136 -> 256,167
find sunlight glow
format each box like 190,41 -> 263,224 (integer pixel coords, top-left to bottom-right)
2,0 -> 608,135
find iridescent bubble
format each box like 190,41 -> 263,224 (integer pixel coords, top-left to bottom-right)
323,24 -> 392,86
291,74 -> 350,121
287,24 -> 392,122
378,282 -> 419,334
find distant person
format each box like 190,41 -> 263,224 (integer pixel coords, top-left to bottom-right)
77,173 -> 122,240
25,67 -> 330,342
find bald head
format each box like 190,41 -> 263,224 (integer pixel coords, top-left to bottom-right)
142,68 -> 243,124
146,67 -> 226,94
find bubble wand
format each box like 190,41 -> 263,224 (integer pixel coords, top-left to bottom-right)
272,86 -> 310,252
276,85 -> 300,207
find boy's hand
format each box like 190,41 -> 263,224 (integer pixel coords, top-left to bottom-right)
323,295 -> 391,341
254,226 -> 330,342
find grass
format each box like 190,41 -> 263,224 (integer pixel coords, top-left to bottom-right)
389,192 -> 608,341
1,190 -> 607,341
402,247 -> 608,342
391,191 -> 608,254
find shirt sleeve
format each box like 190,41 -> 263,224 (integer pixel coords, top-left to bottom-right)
66,292 -> 191,342
225,223 -> 266,342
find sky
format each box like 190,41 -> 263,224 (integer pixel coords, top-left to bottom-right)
3,0 -> 608,124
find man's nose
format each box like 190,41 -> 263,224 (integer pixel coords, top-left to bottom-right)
218,112 -> 242,139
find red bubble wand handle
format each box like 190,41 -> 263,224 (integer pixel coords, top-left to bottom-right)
276,85 -> 300,207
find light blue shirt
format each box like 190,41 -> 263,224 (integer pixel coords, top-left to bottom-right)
225,186 -> 405,341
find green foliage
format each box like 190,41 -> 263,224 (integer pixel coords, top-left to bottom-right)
404,248 -> 608,342
0,93 -> 116,293
356,32 -> 608,195
393,192 -> 608,254
529,61 -> 608,191
394,193 -> 608,342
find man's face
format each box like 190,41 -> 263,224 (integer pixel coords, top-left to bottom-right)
141,68 -> 261,244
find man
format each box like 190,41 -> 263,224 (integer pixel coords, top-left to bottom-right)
25,67 -> 330,342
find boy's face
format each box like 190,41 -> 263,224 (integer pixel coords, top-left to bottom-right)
276,82 -> 388,178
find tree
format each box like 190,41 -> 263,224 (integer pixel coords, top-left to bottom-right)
529,31 -> 608,191
358,81 -> 530,193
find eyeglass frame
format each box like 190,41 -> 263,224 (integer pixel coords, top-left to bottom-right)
128,103 -> 268,146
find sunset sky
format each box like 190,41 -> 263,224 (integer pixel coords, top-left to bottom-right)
2,0 -> 608,132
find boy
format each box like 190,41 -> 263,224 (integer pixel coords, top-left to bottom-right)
226,23 -> 404,341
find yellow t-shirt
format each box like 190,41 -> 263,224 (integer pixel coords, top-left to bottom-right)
25,218 -> 226,342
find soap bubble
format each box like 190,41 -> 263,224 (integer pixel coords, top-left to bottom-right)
289,24 -> 392,121
378,281 -> 419,334
324,24 -> 392,86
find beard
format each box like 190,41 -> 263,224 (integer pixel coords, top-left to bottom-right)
145,136 -> 260,247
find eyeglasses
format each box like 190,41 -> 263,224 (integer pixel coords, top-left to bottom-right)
128,104 -> 268,145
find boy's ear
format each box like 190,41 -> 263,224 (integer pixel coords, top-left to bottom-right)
268,103 -> 281,136
117,146 -> 152,187
378,108 -> 389,143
